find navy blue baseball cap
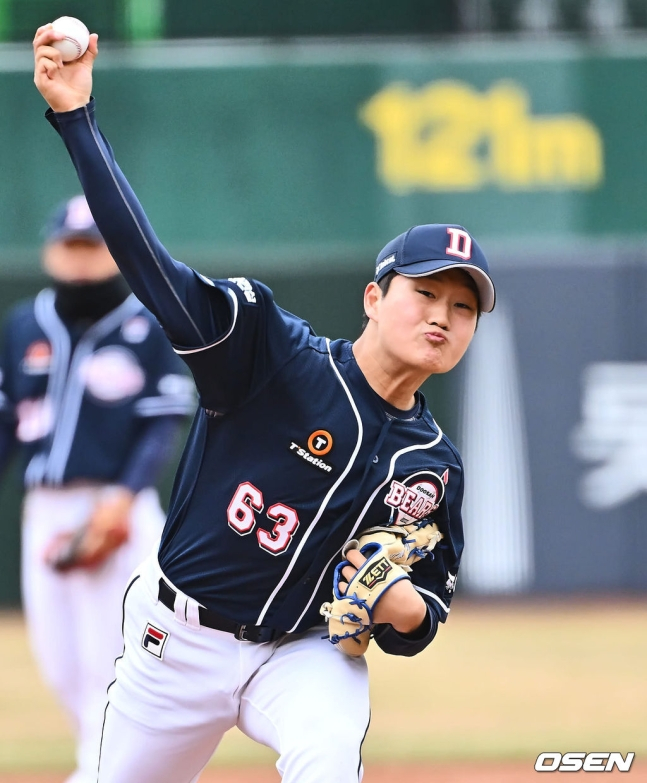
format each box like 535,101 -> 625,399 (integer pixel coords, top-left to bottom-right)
374,224 -> 496,313
43,195 -> 104,244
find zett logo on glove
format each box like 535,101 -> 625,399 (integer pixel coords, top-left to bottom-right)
358,557 -> 393,590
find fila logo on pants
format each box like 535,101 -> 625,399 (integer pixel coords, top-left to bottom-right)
142,623 -> 169,659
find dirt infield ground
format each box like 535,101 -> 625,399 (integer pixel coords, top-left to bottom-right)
3,601 -> 646,780
4,761 -> 647,782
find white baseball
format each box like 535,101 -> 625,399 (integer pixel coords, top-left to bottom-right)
51,17 -> 90,62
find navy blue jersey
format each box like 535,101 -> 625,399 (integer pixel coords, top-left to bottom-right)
46,100 -> 466,655
0,290 -> 195,487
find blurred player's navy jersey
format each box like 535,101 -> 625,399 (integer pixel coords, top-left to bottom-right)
0,292 -> 195,487
160,276 -> 465,635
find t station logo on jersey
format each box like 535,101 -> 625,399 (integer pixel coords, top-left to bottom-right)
384,469 -> 448,525
288,429 -> 334,473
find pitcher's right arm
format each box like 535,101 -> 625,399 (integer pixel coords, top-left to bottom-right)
33,24 -> 228,348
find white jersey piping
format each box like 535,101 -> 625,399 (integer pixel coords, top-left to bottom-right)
414,585 -> 451,615
289,426 -> 444,633
135,397 -> 195,416
25,290 -> 71,486
173,289 -> 239,355
135,404 -> 195,417
255,338 -> 364,626
83,104 -> 207,346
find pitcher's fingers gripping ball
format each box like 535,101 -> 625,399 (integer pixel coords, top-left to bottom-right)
50,17 -> 89,62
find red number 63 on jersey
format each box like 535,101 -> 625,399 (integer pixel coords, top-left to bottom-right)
227,481 -> 300,555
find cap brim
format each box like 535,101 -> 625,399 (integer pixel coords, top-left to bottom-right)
46,228 -> 104,244
396,259 -> 496,313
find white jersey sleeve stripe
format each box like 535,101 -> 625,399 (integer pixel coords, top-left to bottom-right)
414,585 -> 451,615
173,289 -> 239,355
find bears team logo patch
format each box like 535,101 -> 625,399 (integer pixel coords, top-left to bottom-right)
359,556 -> 393,590
384,470 -> 448,525
142,622 -> 169,659
21,340 -> 52,375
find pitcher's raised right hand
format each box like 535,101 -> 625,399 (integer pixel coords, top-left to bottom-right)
33,23 -> 98,113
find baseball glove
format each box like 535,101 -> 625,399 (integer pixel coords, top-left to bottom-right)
320,521 -> 443,656
357,521 -> 443,572
44,518 -> 129,572
320,540 -> 410,657
44,488 -> 133,572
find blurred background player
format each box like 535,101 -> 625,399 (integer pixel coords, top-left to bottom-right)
0,195 -> 195,783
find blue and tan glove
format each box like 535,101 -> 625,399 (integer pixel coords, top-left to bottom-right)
320,522 -> 443,656
320,540 -> 410,656
357,521 -> 443,571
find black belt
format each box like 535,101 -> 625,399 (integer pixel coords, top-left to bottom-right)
157,578 -> 284,643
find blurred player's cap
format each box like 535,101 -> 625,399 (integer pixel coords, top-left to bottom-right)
43,195 -> 104,244
374,224 -> 495,313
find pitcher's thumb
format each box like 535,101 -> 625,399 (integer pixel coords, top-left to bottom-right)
81,33 -> 99,65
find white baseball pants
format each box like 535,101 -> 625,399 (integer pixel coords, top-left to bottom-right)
21,486 -> 165,783
98,553 -> 370,783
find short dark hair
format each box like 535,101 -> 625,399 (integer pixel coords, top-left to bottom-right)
361,269 -> 481,332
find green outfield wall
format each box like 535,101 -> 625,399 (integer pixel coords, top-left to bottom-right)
2,0 -> 459,41
2,38 -> 647,603
2,38 -> 647,278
